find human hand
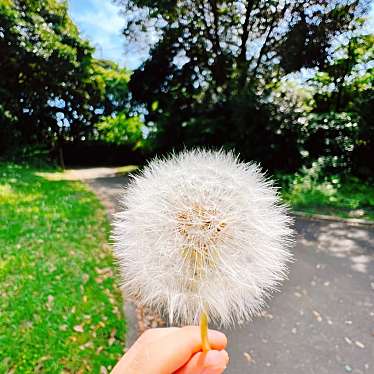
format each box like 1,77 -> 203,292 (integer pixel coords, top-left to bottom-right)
111,326 -> 229,374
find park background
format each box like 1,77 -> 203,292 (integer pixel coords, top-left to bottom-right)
0,0 -> 373,373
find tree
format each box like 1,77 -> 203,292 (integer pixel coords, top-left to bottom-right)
92,60 -> 145,149
0,0 -> 141,163
118,0 -> 370,172
1,1 -> 90,152
306,34 -> 374,177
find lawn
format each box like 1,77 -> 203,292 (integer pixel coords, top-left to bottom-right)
0,163 -> 126,373
277,173 -> 374,222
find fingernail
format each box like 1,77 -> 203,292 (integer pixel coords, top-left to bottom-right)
200,351 -> 229,374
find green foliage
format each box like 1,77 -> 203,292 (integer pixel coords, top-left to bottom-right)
93,60 -> 131,115
0,1 -> 141,161
120,0 -> 371,173
278,2 -> 363,73
96,112 -> 144,148
0,163 -> 125,372
1,0 -> 372,174
303,112 -> 360,169
277,160 -> 374,221
0,0 -> 97,145
92,61 -> 145,149
308,33 -> 374,177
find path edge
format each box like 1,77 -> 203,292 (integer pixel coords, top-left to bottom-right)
83,180 -> 140,349
292,210 -> 374,227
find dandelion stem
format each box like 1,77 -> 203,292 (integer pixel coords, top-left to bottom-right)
200,311 -> 211,352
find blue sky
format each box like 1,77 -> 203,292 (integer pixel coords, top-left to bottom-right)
69,0 -> 374,70
68,0 -> 142,69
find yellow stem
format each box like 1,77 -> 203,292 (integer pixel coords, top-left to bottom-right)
200,311 -> 211,352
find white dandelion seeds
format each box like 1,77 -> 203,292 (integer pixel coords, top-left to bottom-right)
113,149 -> 294,328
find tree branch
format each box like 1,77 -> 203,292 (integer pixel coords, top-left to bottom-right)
208,0 -> 222,55
237,0 -> 257,89
195,1 -> 219,56
252,2 -> 289,78
335,39 -> 354,111
238,0 -> 256,65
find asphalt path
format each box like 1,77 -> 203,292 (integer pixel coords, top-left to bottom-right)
86,173 -> 373,374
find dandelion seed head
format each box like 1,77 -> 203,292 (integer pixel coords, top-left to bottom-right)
113,149 -> 294,326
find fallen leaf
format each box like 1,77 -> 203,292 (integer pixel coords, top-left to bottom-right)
312,310 -> 322,322
96,346 -> 104,355
95,267 -> 113,276
355,341 -> 365,349
108,328 -> 117,346
258,310 -> 273,319
79,341 -> 94,350
73,325 -> 84,333
82,274 -> 89,283
46,295 -> 54,311
243,352 -> 254,364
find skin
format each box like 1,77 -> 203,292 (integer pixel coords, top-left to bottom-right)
111,326 -> 229,374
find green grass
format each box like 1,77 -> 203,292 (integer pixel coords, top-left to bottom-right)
115,165 -> 138,176
277,173 -> 374,221
0,163 -> 126,373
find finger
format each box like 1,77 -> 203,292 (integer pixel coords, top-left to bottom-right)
180,326 -> 228,351
140,326 -> 227,373
174,350 -> 229,374
117,328 -> 180,367
141,327 -> 180,344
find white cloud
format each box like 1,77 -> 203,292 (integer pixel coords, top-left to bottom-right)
68,0 -> 142,69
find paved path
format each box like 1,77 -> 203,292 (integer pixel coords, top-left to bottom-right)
85,172 -> 374,374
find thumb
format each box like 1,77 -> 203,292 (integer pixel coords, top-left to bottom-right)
174,350 -> 229,374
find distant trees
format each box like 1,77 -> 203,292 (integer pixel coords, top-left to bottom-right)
94,60 -> 144,149
306,34 -> 374,177
119,0 -> 372,176
0,0 -> 142,163
1,0 -> 372,175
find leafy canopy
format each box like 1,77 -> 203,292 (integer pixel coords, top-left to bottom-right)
0,0 -> 142,157
118,0 -> 371,174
